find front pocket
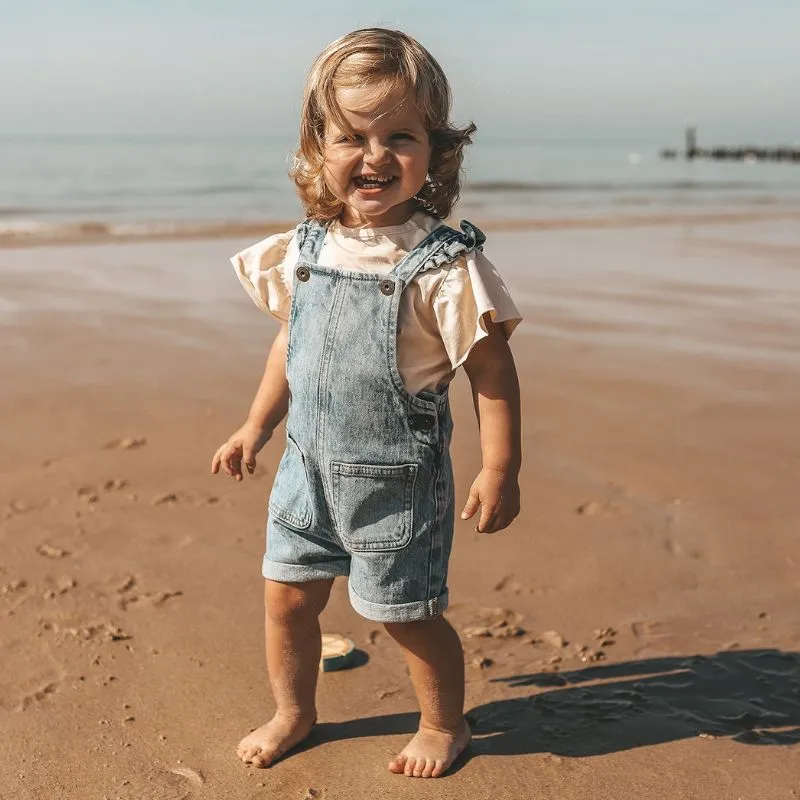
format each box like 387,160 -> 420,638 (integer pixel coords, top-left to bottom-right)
268,434 -> 312,531
330,462 -> 418,552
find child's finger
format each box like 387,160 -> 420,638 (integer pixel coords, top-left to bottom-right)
211,450 -> 222,474
477,503 -> 499,533
242,445 -> 257,474
221,449 -> 238,478
460,489 -> 481,520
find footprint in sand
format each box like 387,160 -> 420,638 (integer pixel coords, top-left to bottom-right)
15,681 -> 60,712
663,536 -> 704,559
593,626 -> 618,648
119,590 -> 183,611
42,577 -> 77,600
75,479 -> 131,507
464,621 -> 526,640
169,765 -> 205,787
540,630 -> 569,649
76,486 -> 100,505
35,543 -> 70,559
104,436 -> 147,450
492,574 -> 525,594
115,574 -> 137,594
151,492 -> 180,506
574,644 -> 607,663
5,498 -> 50,519
5,500 -> 29,518
575,499 -> 625,517
61,621 -> 132,643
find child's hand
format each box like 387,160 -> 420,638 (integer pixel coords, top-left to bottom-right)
211,421 -> 273,482
460,467 -> 520,533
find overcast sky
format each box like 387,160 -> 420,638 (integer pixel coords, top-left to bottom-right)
1,0 -> 798,142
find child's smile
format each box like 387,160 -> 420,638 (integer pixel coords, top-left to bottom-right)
323,86 -> 431,228
352,174 -> 397,192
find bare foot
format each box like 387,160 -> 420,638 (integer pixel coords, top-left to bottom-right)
388,720 -> 471,778
237,712 -> 316,768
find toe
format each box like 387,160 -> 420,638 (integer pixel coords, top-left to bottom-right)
412,759 -> 427,778
431,759 -> 445,778
251,751 -> 274,769
239,746 -> 261,763
404,756 -> 417,777
388,754 -> 406,774
421,759 -> 436,778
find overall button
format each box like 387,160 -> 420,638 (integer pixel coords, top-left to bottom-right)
379,279 -> 395,296
296,266 -> 310,282
409,414 -> 435,431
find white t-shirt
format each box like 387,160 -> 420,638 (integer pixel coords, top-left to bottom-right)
231,212 -> 521,395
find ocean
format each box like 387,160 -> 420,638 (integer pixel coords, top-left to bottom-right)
2,134 -> 799,243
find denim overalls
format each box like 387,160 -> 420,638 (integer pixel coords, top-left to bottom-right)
264,217 -> 486,623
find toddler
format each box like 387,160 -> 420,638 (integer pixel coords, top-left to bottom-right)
212,28 -> 521,779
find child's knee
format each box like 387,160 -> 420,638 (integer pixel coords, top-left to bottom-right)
264,579 -> 331,624
383,617 -> 441,642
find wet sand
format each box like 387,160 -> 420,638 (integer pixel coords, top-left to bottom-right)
1,218 -> 799,799
3,208 -> 800,249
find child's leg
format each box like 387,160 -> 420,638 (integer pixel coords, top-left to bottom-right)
237,578 -> 334,768
384,616 -> 471,778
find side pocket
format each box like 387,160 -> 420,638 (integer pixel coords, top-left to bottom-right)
331,463 -> 418,552
268,434 -> 312,531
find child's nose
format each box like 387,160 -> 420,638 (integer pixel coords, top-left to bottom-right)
363,140 -> 392,165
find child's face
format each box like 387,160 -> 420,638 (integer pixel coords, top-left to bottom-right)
323,86 -> 431,228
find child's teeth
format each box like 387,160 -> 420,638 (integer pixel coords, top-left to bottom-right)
357,176 -> 391,187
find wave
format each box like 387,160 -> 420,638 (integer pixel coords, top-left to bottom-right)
0,184 -> 270,212
0,218 -> 294,247
0,207 -> 39,217
4,210 -> 800,249
0,204 -> 128,218
465,180 -> 785,193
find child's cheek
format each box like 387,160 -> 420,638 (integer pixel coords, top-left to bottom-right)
321,165 -> 345,197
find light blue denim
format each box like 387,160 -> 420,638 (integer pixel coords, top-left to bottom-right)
264,217 -> 487,622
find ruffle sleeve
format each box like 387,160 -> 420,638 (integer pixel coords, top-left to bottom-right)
229,229 -> 299,322
433,249 -> 521,370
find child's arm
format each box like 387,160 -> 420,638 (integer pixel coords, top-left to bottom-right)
211,323 -> 290,481
461,317 -> 521,533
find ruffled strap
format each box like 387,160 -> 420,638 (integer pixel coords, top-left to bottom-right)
458,220 -> 486,251
295,218 -> 328,263
393,219 -> 487,283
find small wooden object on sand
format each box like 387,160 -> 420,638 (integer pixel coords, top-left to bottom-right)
320,634 -> 356,672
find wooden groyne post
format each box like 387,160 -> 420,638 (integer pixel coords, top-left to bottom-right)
660,128 -> 800,163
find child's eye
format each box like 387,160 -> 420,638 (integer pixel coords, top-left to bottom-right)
391,133 -> 415,141
335,134 -> 363,145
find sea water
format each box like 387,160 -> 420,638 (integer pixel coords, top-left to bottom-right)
1,134 -> 799,241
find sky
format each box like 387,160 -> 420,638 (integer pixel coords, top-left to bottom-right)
1,0 -> 798,143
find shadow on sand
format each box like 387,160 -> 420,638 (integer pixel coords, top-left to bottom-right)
309,648 -> 800,763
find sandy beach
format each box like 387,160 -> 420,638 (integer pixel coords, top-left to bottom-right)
1,214 -> 799,799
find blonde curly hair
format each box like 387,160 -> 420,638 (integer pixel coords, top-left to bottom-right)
291,28 -> 476,222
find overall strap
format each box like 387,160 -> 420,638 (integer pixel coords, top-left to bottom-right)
295,218 -> 329,263
392,220 -> 486,284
